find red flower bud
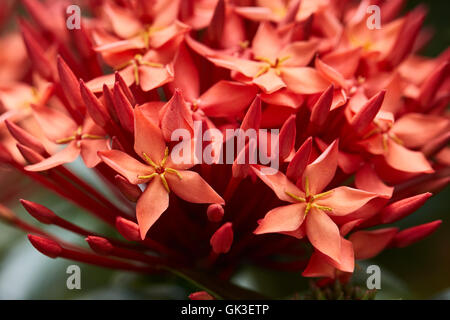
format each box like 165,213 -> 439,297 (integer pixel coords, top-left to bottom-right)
115,217 -> 141,242
114,175 -> 142,202
86,236 -> 114,255
189,291 -> 215,300
381,193 -> 432,224
28,234 -> 62,259
392,220 -> 442,248
207,204 -> 224,223
20,199 -> 56,224
210,222 -> 233,254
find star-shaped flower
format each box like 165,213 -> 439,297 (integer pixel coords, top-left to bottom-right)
253,140 -> 378,266
99,107 -> 224,239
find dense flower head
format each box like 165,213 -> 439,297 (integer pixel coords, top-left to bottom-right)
0,0 -> 448,299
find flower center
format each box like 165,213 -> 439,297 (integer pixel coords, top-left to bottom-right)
137,147 -> 182,193
55,126 -> 105,146
285,176 -> 333,216
362,120 -> 403,151
116,54 -> 164,86
254,55 -> 290,77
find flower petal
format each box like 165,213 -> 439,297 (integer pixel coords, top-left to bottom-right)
302,139 -> 338,194
281,67 -> 330,94
25,142 -> 80,171
198,81 -> 258,118
390,113 -> 449,149
136,178 -> 169,239
306,208 -> 341,264
349,228 -> 398,260
134,107 -> 166,164
254,203 -> 306,234
252,68 -> 286,94
80,139 -> 109,168
280,41 -> 317,67
98,150 -> 151,184
139,65 -> 174,92
385,139 -> 433,173
355,164 -> 394,198
252,165 -> 303,202
252,22 -> 282,61
165,170 -> 224,205
31,105 -> 77,142
317,186 -> 378,216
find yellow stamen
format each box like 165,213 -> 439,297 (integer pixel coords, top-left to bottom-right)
133,61 -> 140,85
142,152 -> 158,169
56,136 -> 75,144
81,134 -> 105,140
285,191 -> 306,203
140,61 -> 164,68
382,134 -> 389,152
362,128 -> 380,140
239,40 -> 249,49
192,100 -> 199,112
312,204 -> 333,212
312,190 -> 334,200
277,56 -> 291,64
160,147 -> 169,167
137,172 -> 158,180
160,173 -> 170,193
165,168 -> 182,179
304,176 -> 310,197
254,65 -> 270,78
254,56 -> 273,65
305,202 -> 312,216
389,133 -> 403,145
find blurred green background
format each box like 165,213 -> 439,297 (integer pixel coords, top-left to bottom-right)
0,0 -> 449,299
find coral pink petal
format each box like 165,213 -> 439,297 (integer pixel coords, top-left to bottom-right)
25,142 -> 80,171
254,203 -> 306,234
165,170 -> 224,205
98,150 -> 151,185
199,81 -> 258,117
385,139 -> 434,173
136,178 -> 169,239
302,140 -> 338,194
208,55 -> 263,78
251,165 -> 303,202
317,186 -> 378,216
139,66 -> 174,92
355,164 -> 394,198
252,68 -> 286,94
234,6 -> 274,22
252,22 -> 282,61
390,113 -> 449,149
31,105 -> 77,142
306,208 -> 341,264
302,252 -> 335,278
134,107 -> 167,164
286,137 -> 312,185
281,67 -> 330,94
160,89 -> 194,142
280,41 -> 317,67
80,139 -> 109,168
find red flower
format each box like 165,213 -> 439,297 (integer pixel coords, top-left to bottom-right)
99,107 -> 224,238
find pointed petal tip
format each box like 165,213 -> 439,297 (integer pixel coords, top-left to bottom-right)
20,199 -> 56,224
27,234 -> 62,259
86,236 -> 114,255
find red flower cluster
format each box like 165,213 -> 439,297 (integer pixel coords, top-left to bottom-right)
0,0 -> 448,299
